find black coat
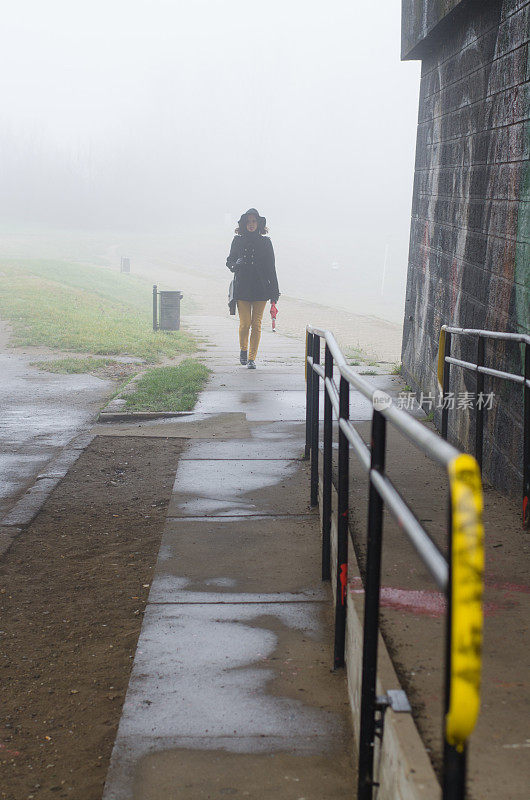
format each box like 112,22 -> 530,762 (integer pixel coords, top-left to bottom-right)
226,232 -> 280,303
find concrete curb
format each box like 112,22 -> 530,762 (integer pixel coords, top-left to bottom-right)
98,411 -> 194,423
320,476 -> 440,799
0,527 -> 22,559
0,431 -> 95,555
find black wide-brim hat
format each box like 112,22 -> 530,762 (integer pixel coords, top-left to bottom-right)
238,207 -> 266,228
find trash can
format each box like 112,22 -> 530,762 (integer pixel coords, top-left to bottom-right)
158,290 -> 183,331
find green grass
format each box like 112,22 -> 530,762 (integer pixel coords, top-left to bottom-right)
359,370 -> 377,376
392,362 -> 402,375
345,346 -> 365,359
0,260 -> 196,361
345,344 -> 375,368
122,360 -> 210,412
30,356 -> 118,374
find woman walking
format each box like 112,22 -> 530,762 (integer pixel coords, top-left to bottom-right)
226,208 -> 280,369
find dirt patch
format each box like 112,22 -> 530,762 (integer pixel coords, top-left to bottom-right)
0,435 -> 186,800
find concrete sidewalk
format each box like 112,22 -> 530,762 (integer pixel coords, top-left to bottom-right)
102,315 -> 360,799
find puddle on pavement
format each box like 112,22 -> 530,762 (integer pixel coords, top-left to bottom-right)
120,603 -> 335,740
168,458 -> 304,517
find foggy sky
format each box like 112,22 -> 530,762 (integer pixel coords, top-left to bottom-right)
0,1 -> 420,321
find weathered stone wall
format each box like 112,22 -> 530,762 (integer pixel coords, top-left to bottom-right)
401,0 -> 529,495
402,0 -> 465,58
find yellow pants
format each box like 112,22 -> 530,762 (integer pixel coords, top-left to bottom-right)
237,300 -> 267,361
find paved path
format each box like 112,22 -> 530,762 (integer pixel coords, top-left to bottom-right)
0,342 -> 113,524
102,314 -> 362,799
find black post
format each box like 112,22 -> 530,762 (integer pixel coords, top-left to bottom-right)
443,739 -> 467,799
443,503 -> 467,799
357,410 -> 386,800
523,342 -> 530,528
310,335 -> 320,506
442,331 -> 452,440
322,344 -> 333,581
475,336 -> 485,474
305,331 -> 313,460
334,375 -> 349,668
152,285 -> 158,331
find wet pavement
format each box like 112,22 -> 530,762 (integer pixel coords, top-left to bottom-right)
100,312 -> 530,799
102,314 -> 359,799
166,457 -> 308,517
0,349 -> 114,520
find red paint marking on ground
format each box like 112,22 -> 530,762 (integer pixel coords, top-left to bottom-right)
0,743 -> 21,757
380,587 -> 447,617
485,577 -> 530,594
348,580 -> 502,617
494,681 -> 529,689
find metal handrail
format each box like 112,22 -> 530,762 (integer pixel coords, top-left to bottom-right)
305,325 -> 485,800
442,325 -> 530,345
439,324 -> 530,527
445,357 -> 528,387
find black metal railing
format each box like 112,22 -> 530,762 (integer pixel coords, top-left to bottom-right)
305,325 -> 484,800
439,325 -> 530,528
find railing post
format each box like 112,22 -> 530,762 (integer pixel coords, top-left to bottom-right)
443,506 -> 467,800
523,342 -> 530,528
152,284 -> 158,331
357,410 -> 386,800
334,375 -> 349,668
442,331 -> 452,440
475,336 -> 485,474
310,335 -> 320,506
322,344 -> 333,581
305,331 -> 313,460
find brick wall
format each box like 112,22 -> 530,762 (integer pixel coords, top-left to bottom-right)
401,0 -> 529,495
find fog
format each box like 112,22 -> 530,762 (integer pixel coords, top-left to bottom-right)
0,0 -> 420,323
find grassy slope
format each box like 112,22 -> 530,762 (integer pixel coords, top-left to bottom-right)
0,260 -> 196,361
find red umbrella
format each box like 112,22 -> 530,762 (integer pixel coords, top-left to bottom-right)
270,302 -> 278,332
